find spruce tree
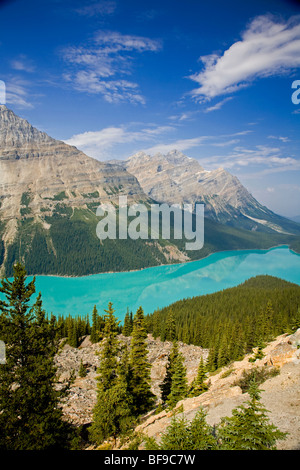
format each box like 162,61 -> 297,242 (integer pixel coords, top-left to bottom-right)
79,359 -> 87,377
152,310 -> 160,339
89,302 -> 133,445
156,415 -> 191,450
0,263 -> 75,450
160,340 -> 179,404
165,309 -> 176,342
217,380 -> 287,450
189,408 -> 217,449
128,306 -> 155,416
189,356 -> 209,397
167,349 -> 188,409
123,309 -> 133,336
145,408 -> 217,450
90,305 -> 99,343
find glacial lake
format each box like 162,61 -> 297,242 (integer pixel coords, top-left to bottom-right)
20,245 -> 300,322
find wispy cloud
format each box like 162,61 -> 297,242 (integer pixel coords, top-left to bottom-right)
204,97 -> 233,112
61,31 -> 162,104
74,1 -> 117,17
5,78 -> 34,108
10,55 -> 35,73
142,136 -> 209,155
189,14 -> 300,101
268,135 -> 290,143
199,145 -> 300,173
64,124 -> 173,159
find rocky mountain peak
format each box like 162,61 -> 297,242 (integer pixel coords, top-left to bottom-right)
0,105 -> 54,152
122,149 -> 300,234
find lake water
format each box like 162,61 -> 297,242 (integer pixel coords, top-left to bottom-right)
24,245 -> 300,322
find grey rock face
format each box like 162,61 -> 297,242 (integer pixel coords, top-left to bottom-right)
121,150 -> 296,234
0,105 -> 146,242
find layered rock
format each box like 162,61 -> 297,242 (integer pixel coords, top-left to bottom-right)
117,150 -> 300,234
0,105 -> 145,225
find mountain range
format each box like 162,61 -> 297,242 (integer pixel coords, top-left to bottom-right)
0,105 -> 299,277
113,150 -> 300,235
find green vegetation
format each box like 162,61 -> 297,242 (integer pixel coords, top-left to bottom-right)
146,381 -> 287,450
145,408 -> 217,450
217,381 -> 287,450
81,190 -> 99,198
234,366 -> 280,393
2,197 -> 300,276
89,303 -> 133,445
21,191 -> 32,207
145,275 -> 300,370
0,263 -> 78,450
0,265 -> 296,450
50,191 -> 68,201
128,307 -> 155,416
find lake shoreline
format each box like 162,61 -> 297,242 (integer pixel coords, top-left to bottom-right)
28,243 -> 294,280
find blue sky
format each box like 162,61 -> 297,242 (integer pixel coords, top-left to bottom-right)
0,0 -> 300,217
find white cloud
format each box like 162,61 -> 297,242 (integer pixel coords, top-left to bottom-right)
5,78 -> 34,108
268,135 -> 290,142
198,144 -> 300,172
142,137 -> 208,155
75,1 -> 116,17
64,124 -> 173,159
189,14 -> 300,101
212,139 -> 240,147
10,55 -> 35,73
204,97 -> 233,112
61,31 -> 161,103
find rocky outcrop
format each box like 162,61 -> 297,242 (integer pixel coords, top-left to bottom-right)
135,329 -> 300,451
55,334 -> 208,426
56,330 -> 300,450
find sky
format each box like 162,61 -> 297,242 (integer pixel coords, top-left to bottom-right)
0,0 -> 300,217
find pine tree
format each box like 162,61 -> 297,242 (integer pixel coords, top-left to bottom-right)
0,263 -> 75,450
123,309 -> 133,336
206,345 -> 217,372
160,340 -> 179,404
68,319 -> 79,348
157,414 -> 191,450
79,359 -> 87,377
128,306 -> 155,416
189,408 -> 217,450
152,310 -> 160,339
189,356 -> 209,397
89,302 -> 133,445
90,305 -> 99,343
165,309 -> 176,342
167,349 -> 188,409
145,408 -> 217,450
217,380 -> 287,450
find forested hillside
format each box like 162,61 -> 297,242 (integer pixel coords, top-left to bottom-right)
144,275 -> 300,370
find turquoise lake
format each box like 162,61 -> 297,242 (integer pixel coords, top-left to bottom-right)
22,245 -> 300,322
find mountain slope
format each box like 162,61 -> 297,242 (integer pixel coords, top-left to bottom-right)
0,106 -> 181,276
118,150 -> 300,235
0,106 -> 298,277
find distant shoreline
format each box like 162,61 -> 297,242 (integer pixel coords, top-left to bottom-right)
27,243 -> 296,280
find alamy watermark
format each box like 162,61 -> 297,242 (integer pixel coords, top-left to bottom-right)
0,80 -> 6,105
96,196 -> 204,251
292,80 -> 300,105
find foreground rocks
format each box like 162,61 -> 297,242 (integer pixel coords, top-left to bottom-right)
55,330 -> 300,450
135,329 -> 300,451
55,335 -> 208,427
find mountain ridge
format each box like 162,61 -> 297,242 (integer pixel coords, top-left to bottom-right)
113,149 -> 300,236
0,106 -> 299,277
